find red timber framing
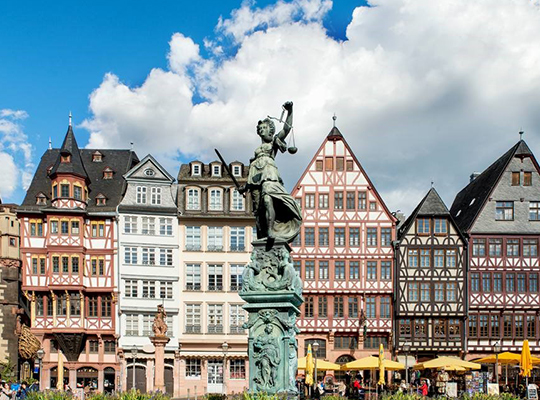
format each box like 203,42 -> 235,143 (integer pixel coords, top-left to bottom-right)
450,139 -> 540,357
17,121 -> 138,392
291,124 -> 397,363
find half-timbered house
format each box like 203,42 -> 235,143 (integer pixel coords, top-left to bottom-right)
450,139 -> 540,359
17,119 -> 138,391
395,188 -> 467,360
291,121 -> 397,371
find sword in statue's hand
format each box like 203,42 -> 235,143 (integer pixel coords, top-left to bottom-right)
215,149 -> 246,197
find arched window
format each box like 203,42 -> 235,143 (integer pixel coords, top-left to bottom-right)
335,355 -> 356,382
187,188 -> 200,210
304,339 -> 327,359
209,188 -> 223,211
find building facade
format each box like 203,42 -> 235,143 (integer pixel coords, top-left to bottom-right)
0,202 -> 22,374
450,139 -> 540,361
116,155 -> 180,394
18,121 -> 139,391
176,160 -> 255,396
291,124 -> 397,373
394,188 -> 467,361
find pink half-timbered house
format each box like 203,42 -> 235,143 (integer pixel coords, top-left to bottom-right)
450,139 -> 540,364
18,120 -> 138,391
291,122 -> 397,371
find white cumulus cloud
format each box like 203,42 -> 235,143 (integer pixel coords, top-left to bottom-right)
82,0 -> 540,215
0,109 -> 34,200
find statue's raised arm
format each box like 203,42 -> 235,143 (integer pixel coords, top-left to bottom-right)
243,101 -> 302,242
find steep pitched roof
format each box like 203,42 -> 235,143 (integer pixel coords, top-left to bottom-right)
50,125 -> 89,179
399,187 -> 451,239
124,154 -> 175,182
327,126 -> 343,139
450,140 -> 536,233
20,148 -> 139,214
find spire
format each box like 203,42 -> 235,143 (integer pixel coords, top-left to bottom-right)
49,120 -> 89,180
327,114 -> 343,139
48,137 -> 52,150
519,130 -> 524,141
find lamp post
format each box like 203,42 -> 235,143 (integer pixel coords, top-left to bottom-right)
131,346 -> 138,390
36,348 -> 45,391
402,343 -> 410,392
494,342 -> 501,386
221,342 -> 229,395
313,341 -> 320,392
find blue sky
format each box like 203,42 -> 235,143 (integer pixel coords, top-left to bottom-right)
2,0 -> 540,213
0,0 -> 362,203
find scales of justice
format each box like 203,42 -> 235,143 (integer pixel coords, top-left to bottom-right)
215,101 -> 304,395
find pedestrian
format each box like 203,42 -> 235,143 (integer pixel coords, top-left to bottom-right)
420,380 -> 428,396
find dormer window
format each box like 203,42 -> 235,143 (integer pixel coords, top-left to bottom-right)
192,164 -> 201,176
36,193 -> 47,205
96,194 -> 107,206
144,168 -> 155,177
232,165 -> 242,177
61,154 -> 71,163
103,167 -> 114,180
47,166 -> 53,175
92,151 -> 103,162
212,164 -> 221,177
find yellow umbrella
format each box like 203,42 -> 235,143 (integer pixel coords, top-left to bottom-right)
378,343 -> 385,385
521,340 -> 533,378
413,356 -> 481,370
476,352 -> 540,365
342,356 -> 405,371
305,344 -> 314,386
298,357 -> 340,371
57,350 -> 64,390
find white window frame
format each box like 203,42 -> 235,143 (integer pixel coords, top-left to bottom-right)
232,164 -> 242,177
212,164 -> 221,177
124,216 -> 137,234
142,217 -> 155,235
209,188 -> 223,211
191,164 -> 201,176
186,264 -> 201,290
159,217 -> 173,236
207,227 -> 223,251
230,227 -> 245,251
185,304 -> 201,333
124,247 -> 138,265
186,226 -> 201,251
151,187 -> 162,205
187,188 -> 201,210
136,186 -> 147,204
231,189 -> 245,211
229,304 -> 246,334
159,248 -> 173,266
207,304 -> 223,333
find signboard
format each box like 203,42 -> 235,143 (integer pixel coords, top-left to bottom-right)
528,384 -> 538,400
487,383 -> 500,395
447,382 -> 458,398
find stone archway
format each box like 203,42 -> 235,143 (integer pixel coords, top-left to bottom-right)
335,355 -> 355,382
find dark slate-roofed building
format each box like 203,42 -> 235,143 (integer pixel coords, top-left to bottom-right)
395,188 -> 467,362
17,118 -> 138,391
450,139 -> 540,363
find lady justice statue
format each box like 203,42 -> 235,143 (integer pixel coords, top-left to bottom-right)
238,101 -> 302,242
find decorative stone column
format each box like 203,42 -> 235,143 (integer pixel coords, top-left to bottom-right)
150,305 -> 170,392
150,337 -> 170,392
173,350 -> 181,398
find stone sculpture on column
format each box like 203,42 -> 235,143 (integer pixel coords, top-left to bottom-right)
220,101 -> 303,396
150,305 -> 170,392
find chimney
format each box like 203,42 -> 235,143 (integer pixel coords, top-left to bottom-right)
470,172 -> 481,183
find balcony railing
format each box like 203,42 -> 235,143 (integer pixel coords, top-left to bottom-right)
186,283 -> 201,291
208,285 -> 223,291
185,325 -> 201,334
208,324 -> 224,334
230,245 -> 245,252
230,325 -> 244,334
207,246 -> 223,252
230,285 -> 241,292
185,245 -> 201,251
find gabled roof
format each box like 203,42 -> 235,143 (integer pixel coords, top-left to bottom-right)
450,139 -> 538,233
399,187 -> 464,240
50,125 -> 89,180
291,122 -> 396,223
124,154 -> 175,182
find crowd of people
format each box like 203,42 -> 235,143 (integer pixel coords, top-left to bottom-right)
0,381 -> 38,400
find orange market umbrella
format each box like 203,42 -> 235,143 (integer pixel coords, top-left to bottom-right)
305,344 -> 314,386
521,340 -> 533,379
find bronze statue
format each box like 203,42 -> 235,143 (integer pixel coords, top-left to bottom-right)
238,101 -> 302,242
152,304 -> 168,337
253,325 -> 281,391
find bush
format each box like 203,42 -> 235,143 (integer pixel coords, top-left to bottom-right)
321,395 -> 347,400
206,394 -> 227,400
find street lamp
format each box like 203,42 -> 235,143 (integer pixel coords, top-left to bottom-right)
36,348 -> 45,391
402,343 -> 410,393
494,342 -> 501,387
131,346 -> 138,390
312,341 -> 320,391
221,342 -> 229,395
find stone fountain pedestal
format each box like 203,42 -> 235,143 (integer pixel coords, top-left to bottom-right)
240,240 -> 303,396
151,335 -> 170,392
